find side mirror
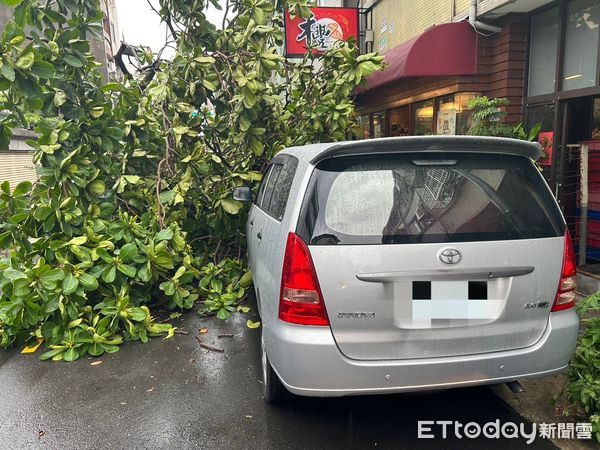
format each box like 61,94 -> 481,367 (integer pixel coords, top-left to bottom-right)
232,186 -> 252,203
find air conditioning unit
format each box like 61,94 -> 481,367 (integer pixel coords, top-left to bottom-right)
365,29 -> 374,43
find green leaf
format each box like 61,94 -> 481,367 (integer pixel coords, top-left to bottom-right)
88,343 -> 104,357
40,348 -> 64,361
194,56 -> 215,65
33,206 -> 52,221
12,181 -> 31,197
15,51 -> 34,70
63,54 -> 84,68
68,236 -> 87,246
160,281 -> 175,296
78,273 -> 98,290
0,0 -> 23,6
31,61 -> 56,79
128,307 -> 147,321
119,243 -> 138,262
138,263 -> 152,282
54,90 -> 67,107
67,318 -> 82,329
155,229 -> 173,241
40,144 -> 60,154
102,266 -> 116,283
40,269 -> 65,282
246,320 -> 261,329
62,348 -> 80,362
237,271 -> 253,288
90,106 -> 104,118
173,266 -> 186,280
201,79 -> 217,91
117,264 -> 137,277
210,278 -> 223,293
220,199 -> 243,215
1,63 -> 15,82
216,308 -> 231,320
13,278 -> 30,296
154,253 -> 174,269
173,126 -> 190,135
4,268 -> 27,280
62,272 -> 79,295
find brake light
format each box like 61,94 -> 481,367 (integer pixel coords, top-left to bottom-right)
279,233 -> 329,326
552,230 -> 577,312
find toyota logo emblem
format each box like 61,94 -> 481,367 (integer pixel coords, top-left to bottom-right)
439,248 -> 462,265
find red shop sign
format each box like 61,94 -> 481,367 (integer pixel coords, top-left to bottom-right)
538,131 -> 554,166
284,7 -> 359,57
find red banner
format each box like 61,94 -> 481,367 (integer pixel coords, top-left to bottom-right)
284,7 -> 359,57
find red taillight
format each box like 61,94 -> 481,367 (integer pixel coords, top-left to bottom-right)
279,233 -> 329,326
552,230 -> 577,312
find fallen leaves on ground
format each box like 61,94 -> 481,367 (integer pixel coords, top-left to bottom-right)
21,338 -> 44,354
246,320 -> 261,329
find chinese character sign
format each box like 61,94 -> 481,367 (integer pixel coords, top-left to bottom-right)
284,7 -> 359,57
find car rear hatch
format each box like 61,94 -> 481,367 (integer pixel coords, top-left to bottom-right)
296,148 -> 566,360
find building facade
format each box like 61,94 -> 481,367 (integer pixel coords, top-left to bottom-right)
355,0 -> 532,139
95,0 -> 121,81
354,0 -> 600,266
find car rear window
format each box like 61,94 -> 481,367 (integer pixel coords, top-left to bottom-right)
296,153 -> 565,245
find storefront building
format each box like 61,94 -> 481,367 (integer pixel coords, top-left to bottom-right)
354,0 -> 600,266
354,1 -> 529,140
524,0 -> 600,266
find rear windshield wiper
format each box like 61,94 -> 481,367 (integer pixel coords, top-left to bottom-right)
452,169 -> 526,231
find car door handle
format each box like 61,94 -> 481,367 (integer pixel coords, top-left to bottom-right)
257,232 -> 262,240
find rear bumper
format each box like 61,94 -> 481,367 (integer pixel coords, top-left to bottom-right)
267,310 -> 579,397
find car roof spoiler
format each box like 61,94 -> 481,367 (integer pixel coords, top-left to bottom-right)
309,136 -> 542,165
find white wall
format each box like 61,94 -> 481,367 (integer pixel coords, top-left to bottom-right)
318,0 -> 344,6
0,130 -> 37,189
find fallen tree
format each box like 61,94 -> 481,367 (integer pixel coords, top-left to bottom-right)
0,0 -> 382,360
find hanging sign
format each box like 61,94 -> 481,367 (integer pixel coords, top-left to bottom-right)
284,7 -> 360,57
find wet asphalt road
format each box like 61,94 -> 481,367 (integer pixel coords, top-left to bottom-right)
0,310 -> 556,450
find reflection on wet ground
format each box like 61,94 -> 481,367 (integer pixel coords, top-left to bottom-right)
0,311 -> 555,449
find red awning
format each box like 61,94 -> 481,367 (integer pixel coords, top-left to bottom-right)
364,21 -> 477,91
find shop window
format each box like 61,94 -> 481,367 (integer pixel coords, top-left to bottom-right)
357,115 -> 371,139
527,103 -> 555,132
527,103 -> 556,168
433,93 -> 478,135
435,95 -> 456,135
455,93 -> 478,135
390,107 -> 409,137
528,7 -> 560,96
562,0 -> 600,91
414,100 -> 434,135
372,111 -> 386,138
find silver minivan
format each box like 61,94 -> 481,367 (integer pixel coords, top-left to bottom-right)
234,136 -> 580,403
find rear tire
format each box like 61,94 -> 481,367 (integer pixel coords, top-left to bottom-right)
261,330 -> 285,403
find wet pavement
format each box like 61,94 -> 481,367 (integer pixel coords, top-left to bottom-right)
0,310 -> 556,449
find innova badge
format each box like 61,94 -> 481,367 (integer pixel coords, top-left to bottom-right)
438,248 -> 462,265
